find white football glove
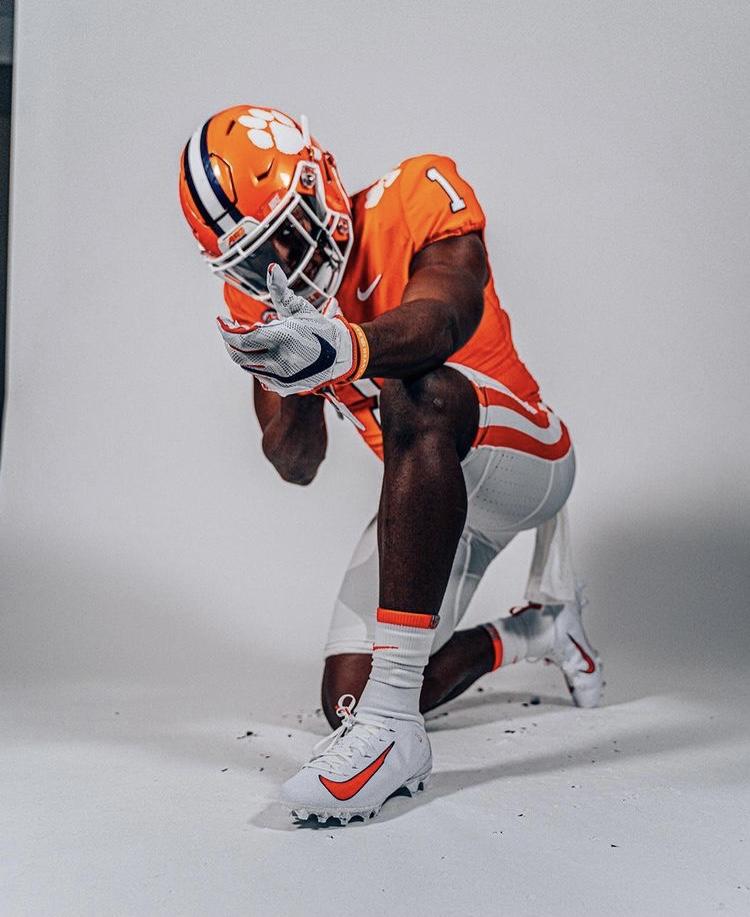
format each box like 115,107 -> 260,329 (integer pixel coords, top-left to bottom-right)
217,264 -> 362,396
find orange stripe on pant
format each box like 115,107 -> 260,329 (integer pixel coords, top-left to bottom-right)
467,381 -> 572,459
477,424 -> 572,460
480,388 -> 553,428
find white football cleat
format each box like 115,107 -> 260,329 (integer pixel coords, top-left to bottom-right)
280,695 -> 432,824
539,590 -> 604,708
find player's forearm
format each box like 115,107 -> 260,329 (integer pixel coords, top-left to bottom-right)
261,396 -> 327,485
360,298 -> 474,378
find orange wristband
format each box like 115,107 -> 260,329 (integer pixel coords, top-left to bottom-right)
349,322 -> 370,381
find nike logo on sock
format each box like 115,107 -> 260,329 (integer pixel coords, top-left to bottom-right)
319,742 -> 395,800
568,634 -> 596,673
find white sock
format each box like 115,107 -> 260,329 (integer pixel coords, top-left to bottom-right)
483,603 -> 559,670
357,607 -> 438,719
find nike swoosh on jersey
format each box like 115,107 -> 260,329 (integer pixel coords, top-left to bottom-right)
318,741 -> 395,801
568,634 -> 596,674
251,333 -> 336,384
356,274 -> 382,301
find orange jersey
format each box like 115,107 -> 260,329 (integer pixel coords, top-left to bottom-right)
224,154 -> 540,458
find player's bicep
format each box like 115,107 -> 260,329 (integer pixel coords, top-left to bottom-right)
402,233 -> 488,342
407,232 -> 488,297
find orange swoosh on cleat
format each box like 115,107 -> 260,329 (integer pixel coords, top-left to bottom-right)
319,742 -> 395,801
568,634 -> 596,673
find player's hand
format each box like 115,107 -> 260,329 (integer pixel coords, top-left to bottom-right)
217,264 -> 363,396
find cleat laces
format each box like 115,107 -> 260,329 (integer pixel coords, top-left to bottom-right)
305,694 -> 394,777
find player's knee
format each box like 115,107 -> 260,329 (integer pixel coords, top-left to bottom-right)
321,654 -> 372,728
380,368 -> 458,448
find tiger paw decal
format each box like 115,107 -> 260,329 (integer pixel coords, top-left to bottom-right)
238,108 -> 305,155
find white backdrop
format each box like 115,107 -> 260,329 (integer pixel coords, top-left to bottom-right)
2,3 -> 749,913
3,0 -> 747,680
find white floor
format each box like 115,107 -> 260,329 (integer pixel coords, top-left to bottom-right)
2,627 -> 749,916
2,467 -> 749,916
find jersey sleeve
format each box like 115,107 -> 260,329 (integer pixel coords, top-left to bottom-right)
223,283 -> 270,326
398,155 -> 486,253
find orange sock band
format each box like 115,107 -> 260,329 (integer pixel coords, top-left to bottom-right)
377,607 -> 440,630
483,622 -> 504,671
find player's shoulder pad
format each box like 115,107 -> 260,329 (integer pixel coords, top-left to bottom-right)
394,153 -> 485,250
393,153 -> 464,193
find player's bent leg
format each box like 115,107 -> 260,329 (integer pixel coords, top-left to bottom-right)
283,367 -> 479,822
447,362 -> 603,706
322,527 -> 499,723
320,365 -> 602,723
320,367 -> 483,711
357,366 -> 478,713
375,366 -> 478,611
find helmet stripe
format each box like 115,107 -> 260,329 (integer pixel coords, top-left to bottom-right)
184,121 -> 242,238
199,119 -> 244,224
182,142 -> 224,238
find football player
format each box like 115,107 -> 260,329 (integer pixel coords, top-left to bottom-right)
179,105 -> 603,824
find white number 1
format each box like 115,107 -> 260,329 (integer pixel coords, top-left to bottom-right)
426,167 -> 466,213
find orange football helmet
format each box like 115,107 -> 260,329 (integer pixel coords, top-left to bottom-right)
178,105 -> 353,306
